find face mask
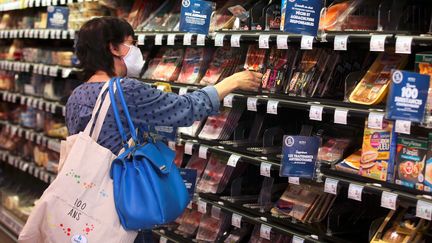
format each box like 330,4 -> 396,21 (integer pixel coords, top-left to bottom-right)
122,44 -> 144,78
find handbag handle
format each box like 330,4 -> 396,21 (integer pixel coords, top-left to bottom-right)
108,77 -> 138,148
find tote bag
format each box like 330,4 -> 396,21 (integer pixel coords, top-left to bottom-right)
18,81 -> 137,243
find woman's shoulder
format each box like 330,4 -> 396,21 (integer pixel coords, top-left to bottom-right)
67,82 -> 106,106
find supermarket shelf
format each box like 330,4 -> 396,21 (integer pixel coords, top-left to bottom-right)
0,28 -> 76,40
0,60 -> 77,78
0,150 -> 56,184
0,207 -> 24,239
0,90 -> 65,116
0,0 -> 98,12
152,228 -> 194,243
198,196 -> 322,243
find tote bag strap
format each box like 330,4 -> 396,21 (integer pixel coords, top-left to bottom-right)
108,77 -> 138,149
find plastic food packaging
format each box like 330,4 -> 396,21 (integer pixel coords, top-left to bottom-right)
335,149 -> 362,174
44,114 -> 68,139
349,52 -> 408,105
416,52 -> 432,128
34,145 -> 49,167
196,209 -> 228,242
261,47 -> 291,93
318,138 -> 352,163
244,45 -> 267,72
20,107 -> 36,129
200,47 -> 242,85
150,48 -> 184,81
176,209 -> 202,237
178,120 -> 205,138
185,152 -> 208,179
197,153 -> 230,194
177,48 -> 210,85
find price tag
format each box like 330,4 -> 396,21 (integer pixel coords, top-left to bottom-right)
395,120 -> 411,135
266,100 -> 278,115
309,105 -> 323,121
368,112 -> 384,129
62,68 -> 72,78
324,178 -> 339,195
168,141 -> 176,150
301,35 -> 314,50
197,34 -> 206,46
259,34 -> 270,49
259,224 -> 271,240
334,35 -> 348,51
230,34 -> 241,47
38,100 -> 44,110
155,34 -> 163,46
55,29 -> 61,39
44,29 -> 50,39
395,36 -> 413,54
42,0 -> 47,6
227,154 -> 241,167
183,33 -> 193,46
214,34 -> 225,47
198,146 -> 208,159
276,35 -> 288,49
370,35 -> 387,52
197,200 -> 207,214
348,183 -> 364,201
211,206 -> 221,219
135,34 -> 145,46
416,200 -> 432,220
178,87 -> 188,96
49,66 -> 59,77
289,177 -> 300,185
167,34 -> 175,46
25,63 -> 31,72
36,135 -> 42,145
68,29 -> 75,40
62,106 -> 66,116
184,142 -> 193,155
223,94 -> 234,108
292,236 -> 305,243
333,109 -> 348,125
231,213 -> 242,228
247,97 -> 258,112
50,103 -> 57,114
50,29 -> 56,39
260,162 -> 271,177
47,140 -> 61,153
61,30 -> 68,39
159,237 -> 167,243
381,191 -> 397,210
52,0 -> 57,5
43,65 -> 50,75
156,85 -> 165,91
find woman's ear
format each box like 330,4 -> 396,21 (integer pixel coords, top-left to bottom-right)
109,43 -> 121,57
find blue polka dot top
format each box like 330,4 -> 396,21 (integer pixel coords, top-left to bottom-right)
66,78 -> 220,154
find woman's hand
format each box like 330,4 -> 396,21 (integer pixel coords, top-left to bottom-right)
214,70 -> 263,100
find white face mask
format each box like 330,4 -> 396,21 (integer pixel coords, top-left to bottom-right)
122,44 -> 144,78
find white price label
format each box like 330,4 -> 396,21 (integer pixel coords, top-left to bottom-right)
301,35 -> 314,50
137,34 -> 145,45
168,141 -> 176,150
197,34 -> 206,46
49,66 -> 59,77
348,184 -> 364,201
47,140 -> 61,153
370,35 -> 387,52
276,35 -> 288,49
198,146 -> 208,159
309,105 -> 323,121
259,34 -> 270,49
197,200 -> 207,214
395,36 -> 413,54
259,224 -> 271,240
155,34 -> 163,46
247,97 -> 258,112
211,206 -> 221,219
214,34 -> 225,47
227,154 -> 241,167
231,213 -> 242,228
50,103 -> 57,114
157,85 -> 165,91
167,34 -> 175,46
69,29 -> 75,40
289,177 -> 300,185
43,65 -> 50,75
260,162 -> 271,177
381,191 -> 397,210
416,200 -> 432,220
178,87 -> 188,96
44,29 -> 50,39
159,237 -> 167,243
62,106 -> 66,116
223,93 -> 234,108
55,29 -> 61,39
61,30 -> 67,39
368,112 -> 384,129
334,35 -> 348,51
183,33 -> 193,46
184,142 -> 193,155
38,100 -> 44,110
292,236 -> 305,243
324,178 -> 339,195
395,120 -> 411,135
334,109 -> 348,125
230,34 -> 241,47
62,68 -> 72,78
266,100 -> 278,115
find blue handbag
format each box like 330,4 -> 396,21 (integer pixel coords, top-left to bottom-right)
108,77 -> 190,230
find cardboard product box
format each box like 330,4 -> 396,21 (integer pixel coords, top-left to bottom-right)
416,52 -> 432,128
394,136 -> 428,190
423,133 -> 432,192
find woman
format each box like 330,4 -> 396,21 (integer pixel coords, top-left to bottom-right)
66,17 -> 261,242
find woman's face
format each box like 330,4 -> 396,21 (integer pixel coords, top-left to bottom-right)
111,35 -> 135,77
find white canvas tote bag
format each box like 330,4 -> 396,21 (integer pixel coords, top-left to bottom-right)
19,82 -> 137,243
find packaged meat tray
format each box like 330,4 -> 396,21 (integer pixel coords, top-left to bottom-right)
244,44 -> 267,72
150,48 -> 184,82
200,47 -> 242,85
176,48 -> 211,85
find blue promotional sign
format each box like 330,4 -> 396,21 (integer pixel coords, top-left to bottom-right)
280,135 -> 320,178
281,0 -> 323,36
179,168 -> 197,198
386,70 -> 430,122
180,0 -> 215,35
47,6 -> 69,30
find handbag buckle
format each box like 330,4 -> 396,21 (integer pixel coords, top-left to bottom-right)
159,165 -> 167,171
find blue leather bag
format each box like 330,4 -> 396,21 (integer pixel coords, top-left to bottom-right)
108,77 -> 189,230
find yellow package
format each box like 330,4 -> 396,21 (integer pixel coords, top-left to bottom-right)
349,52 -> 408,105
359,119 -> 394,181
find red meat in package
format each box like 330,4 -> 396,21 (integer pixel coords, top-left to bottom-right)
151,48 -> 184,81
244,45 -> 267,72
262,48 -> 289,91
177,48 -> 210,84
200,47 -> 239,85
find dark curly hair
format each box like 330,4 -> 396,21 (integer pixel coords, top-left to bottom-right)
75,17 -> 134,80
